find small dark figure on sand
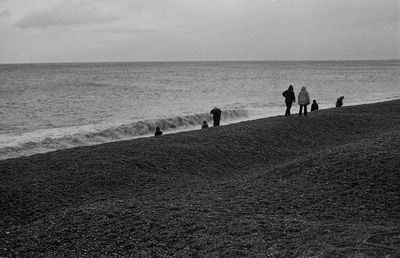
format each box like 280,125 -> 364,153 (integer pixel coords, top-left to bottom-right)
282,85 -> 296,116
336,96 -> 344,107
311,100 -> 319,111
201,120 -> 209,129
298,87 -> 310,116
154,127 -> 163,136
210,107 -> 222,126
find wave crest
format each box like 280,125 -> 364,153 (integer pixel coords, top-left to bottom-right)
0,110 -> 248,160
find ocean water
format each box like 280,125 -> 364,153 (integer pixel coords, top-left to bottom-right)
1,60 -> 399,160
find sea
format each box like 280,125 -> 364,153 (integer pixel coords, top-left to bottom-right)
1,60 -> 399,160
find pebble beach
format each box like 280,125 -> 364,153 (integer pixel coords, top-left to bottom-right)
1,100 -> 400,257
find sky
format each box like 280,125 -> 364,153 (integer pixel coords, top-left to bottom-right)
0,0 -> 399,63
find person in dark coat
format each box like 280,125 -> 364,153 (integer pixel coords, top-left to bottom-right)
282,85 -> 296,116
154,127 -> 163,136
311,100 -> 319,111
210,107 -> 222,126
336,96 -> 344,107
201,120 -> 209,129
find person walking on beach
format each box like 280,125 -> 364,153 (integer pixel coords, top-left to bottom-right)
311,100 -> 319,111
298,87 -> 310,116
282,85 -> 296,116
210,107 -> 222,126
336,96 -> 344,107
201,120 -> 209,129
154,127 -> 163,136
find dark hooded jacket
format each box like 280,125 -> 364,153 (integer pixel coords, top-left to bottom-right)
282,86 -> 296,104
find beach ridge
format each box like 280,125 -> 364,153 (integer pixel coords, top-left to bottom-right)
1,100 -> 400,256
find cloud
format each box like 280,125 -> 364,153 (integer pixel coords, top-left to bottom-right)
15,1 -> 117,28
97,27 -> 154,34
0,9 -> 10,18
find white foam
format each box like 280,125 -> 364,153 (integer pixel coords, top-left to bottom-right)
0,109 -> 249,160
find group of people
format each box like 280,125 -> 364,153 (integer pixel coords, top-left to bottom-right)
154,107 -> 222,136
197,107 -> 222,130
282,84 -> 344,116
155,87 -> 344,136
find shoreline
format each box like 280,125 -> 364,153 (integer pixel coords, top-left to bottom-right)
2,97 -> 400,161
1,99 -> 400,256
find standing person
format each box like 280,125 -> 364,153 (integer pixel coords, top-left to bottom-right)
282,85 -> 296,116
311,100 -> 319,111
298,87 -> 310,116
336,96 -> 344,107
210,107 -> 222,126
154,127 -> 163,136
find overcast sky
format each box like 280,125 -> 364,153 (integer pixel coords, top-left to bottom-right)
0,0 -> 399,63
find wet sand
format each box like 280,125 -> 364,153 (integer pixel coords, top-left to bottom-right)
1,100 -> 400,257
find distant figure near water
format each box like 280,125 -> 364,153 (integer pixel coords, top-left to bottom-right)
336,96 -> 344,107
311,100 -> 319,111
154,127 -> 163,136
201,120 -> 209,129
282,85 -> 296,116
298,87 -> 310,116
210,107 -> 222,126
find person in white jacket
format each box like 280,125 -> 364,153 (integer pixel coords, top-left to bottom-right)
298,87 -> 310,116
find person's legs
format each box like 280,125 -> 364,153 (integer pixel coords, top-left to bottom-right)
285,103 -> 288,116
285,102 -> 291,116
299,105 -> 303,116
304,105 -> 308,116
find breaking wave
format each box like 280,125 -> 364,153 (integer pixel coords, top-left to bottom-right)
0,110 -> 249,160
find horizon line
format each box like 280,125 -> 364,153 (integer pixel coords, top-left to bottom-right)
1,58 -> 399,66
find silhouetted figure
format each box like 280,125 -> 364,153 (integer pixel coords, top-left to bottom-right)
311,100 -> 319,111
298,87 -> 310,116
201,120 -> 209,129
210,107 -> 222,126
336,96 -> 344,107
154,127 -> 163,136
282,85 -> 296,116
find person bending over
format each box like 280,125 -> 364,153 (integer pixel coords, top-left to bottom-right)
336,96 -> 344,107
210,107 -> 222,126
